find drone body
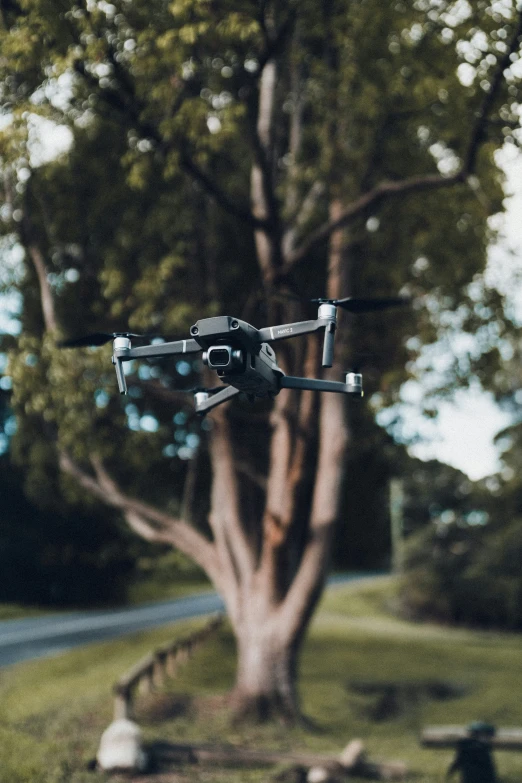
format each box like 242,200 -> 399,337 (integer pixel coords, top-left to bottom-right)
191,316 -> 283,397
110,303 -> 375,414
61,296 -> 407,414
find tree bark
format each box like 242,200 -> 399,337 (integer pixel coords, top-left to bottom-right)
230,596 -> 300,721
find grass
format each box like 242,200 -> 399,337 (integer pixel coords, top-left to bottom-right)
2,576 -> 522,782
0,604 -> 59,621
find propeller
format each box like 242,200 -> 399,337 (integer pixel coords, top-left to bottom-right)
57,332 -> 161,348
312,296 -> 410,313
271,291 -> 410,314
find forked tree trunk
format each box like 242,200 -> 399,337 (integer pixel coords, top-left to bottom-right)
232,612 -> 299,720
39,67 -> 350,726
217,185 -> 350,719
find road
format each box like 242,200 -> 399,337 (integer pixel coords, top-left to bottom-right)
0,573 -> 379,668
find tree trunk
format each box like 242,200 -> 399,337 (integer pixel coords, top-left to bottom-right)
230,602 -> 300,721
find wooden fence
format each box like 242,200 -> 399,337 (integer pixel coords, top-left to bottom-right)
112,613 -> 224,720
421,725 -> 522,750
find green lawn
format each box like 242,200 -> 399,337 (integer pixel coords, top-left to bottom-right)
0,604 -> 68,621
2,577 -> 522,783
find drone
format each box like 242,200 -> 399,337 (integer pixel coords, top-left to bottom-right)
61,296 -> 407,415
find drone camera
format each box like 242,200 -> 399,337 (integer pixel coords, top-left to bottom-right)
204,345 -> 244,372
209,347 -> 232,366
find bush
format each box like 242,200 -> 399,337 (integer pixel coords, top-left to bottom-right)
0,458 -> 137,607
399,517 -> 522,630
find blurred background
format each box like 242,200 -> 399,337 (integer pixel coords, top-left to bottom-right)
0,0 -> 522,634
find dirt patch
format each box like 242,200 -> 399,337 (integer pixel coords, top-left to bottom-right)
138,693 -> 193,724
192,693 -> 232,721
347,679 -> 469,721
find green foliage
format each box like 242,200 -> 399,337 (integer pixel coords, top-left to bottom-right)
0,456 -> 139,606
400,516 -> 522,629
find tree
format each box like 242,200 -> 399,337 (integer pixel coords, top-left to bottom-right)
1,0 -> 521,720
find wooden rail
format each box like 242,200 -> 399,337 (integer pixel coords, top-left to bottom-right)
112,613 -> 224,720
421,726 -> 522,750
148,739 -> 407,780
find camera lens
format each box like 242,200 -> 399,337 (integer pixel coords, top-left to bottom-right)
209,347 -> 231,367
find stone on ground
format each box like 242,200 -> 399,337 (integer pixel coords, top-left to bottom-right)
96,718 -> 148,772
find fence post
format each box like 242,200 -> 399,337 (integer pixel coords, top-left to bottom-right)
138,663 -> 155,695
153,651 -> 167,688
166,645 -> 178,677
113,687 -> 132,720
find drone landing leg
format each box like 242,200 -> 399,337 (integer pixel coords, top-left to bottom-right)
195,385 -> 241,415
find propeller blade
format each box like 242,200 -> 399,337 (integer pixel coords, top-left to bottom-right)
58,333 -> 117,347
57,332 -> 159,348
334,296 -> 410,313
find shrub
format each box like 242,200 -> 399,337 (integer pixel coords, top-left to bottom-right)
399,517 -> 522,630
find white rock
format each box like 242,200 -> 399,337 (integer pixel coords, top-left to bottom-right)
339,738 -> 365,768
307,767 -> 330,783
96,718 -> 148,772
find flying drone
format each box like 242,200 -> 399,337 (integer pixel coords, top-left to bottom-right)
61,296 -> 407,415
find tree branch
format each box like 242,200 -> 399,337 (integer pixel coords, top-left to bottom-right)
235,461 -> 267,491
73,37 -> 263,231
257,7 -> 297,73
59,450 -> 223,585
24,238 -> 58,333
180,150 -> 266,229
464,9 -> 522,174
13,178 -> 58,333
250,58 -> 285,278
282,172 -> 463,269
282,181 -> 325,257
248,11 -> 300,269
283,10 -> 522,272
279,199 -> 350,635
207,407 -> 256,583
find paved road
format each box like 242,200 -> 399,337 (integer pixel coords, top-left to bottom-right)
0,572 -> 380,668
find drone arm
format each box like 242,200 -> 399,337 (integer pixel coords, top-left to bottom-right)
112,337 -> 201,395
195,385 -> 241,414
257,319 -> 323,343
125,338 -> 201,360
280,375 -> 362,396
259,304 -> 338,368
